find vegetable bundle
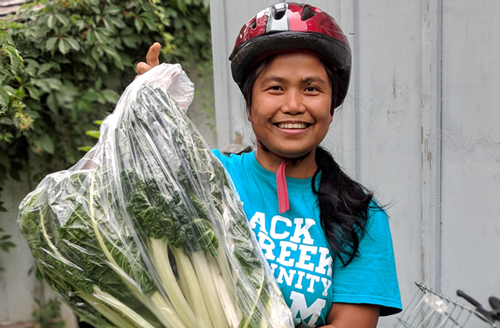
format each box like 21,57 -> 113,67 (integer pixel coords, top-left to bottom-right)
18,64 -> 294,328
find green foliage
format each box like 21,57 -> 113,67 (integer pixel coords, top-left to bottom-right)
0,226 -> 15,253
0,0 -> 211,196
0,226 -> 16,271
32,298 -> 65,328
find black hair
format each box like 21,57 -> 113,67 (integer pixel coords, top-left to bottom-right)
242,54 -> 376,266
312,146 -> 374,266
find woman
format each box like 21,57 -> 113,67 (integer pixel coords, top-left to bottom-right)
137,3 -> 402,327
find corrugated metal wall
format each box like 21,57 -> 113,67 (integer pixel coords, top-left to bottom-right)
210,1 -> 500,327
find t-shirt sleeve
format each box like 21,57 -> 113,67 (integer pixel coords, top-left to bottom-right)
212,149 -> 229,167
212,149 -> 223,159
331,206 -> 402,316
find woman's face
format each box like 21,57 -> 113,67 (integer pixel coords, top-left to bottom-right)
248,52 -> 333,160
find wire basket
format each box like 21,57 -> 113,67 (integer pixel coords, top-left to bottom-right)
394,282 -> 497,328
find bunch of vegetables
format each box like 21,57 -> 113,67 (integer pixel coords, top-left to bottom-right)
18,64 -> 294,328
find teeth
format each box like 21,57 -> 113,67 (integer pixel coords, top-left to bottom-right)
277,123 -> 307,129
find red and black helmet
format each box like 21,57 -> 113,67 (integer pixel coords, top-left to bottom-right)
229,2 -> 352,108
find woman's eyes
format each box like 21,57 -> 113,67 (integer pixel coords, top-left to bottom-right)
265,85 -> 321,93
266,85 -> 321,95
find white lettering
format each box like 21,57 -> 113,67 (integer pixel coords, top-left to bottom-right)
276,241 -> 298,266
276,266 -> 296,286
289,291 -> 326,327
270,215 -> 292,240
249,212 -> 268,233
296,245 -> 318,271
290,218 -> 315,244
295,270 -> 306,289
315,247 -> 332,275
320,277 -> 332,297
306,273 -> 320,293
257,231 -> 276,260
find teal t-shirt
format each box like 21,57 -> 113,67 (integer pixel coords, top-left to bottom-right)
213,150 -> 402,327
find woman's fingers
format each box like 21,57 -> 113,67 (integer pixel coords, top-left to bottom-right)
135,42 -> 162,78
135,62 -> 153,75
146,42 -> 161,67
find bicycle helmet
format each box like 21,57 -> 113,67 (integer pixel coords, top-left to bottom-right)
229,2 -> 352,108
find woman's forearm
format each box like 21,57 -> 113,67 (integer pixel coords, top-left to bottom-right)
323,303 -> 380,328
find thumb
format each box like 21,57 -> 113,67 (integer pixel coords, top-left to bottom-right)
146,42 -> 162,67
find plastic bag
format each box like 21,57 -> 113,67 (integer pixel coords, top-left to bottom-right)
18,64 -> 294,328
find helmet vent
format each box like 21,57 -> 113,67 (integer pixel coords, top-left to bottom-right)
272,5 -> 287,20
301,5 -> 317,21
249,18 -> 257,29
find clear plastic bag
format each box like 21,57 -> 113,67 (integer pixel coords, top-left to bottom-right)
18,64 -> 294,328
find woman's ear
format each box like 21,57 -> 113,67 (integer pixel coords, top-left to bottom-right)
247,109 -> 252,122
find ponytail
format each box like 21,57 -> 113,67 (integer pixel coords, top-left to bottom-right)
312,146 -> 377,266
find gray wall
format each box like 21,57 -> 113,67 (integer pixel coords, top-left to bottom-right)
210,0 -> 500,327
0,177 -> 78,327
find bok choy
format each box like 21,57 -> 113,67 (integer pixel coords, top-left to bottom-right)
18,64 -> 294,328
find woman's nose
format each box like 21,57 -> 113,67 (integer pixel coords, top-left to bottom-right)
282,91 -> 305,114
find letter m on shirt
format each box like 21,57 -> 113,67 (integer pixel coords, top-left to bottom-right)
289,291 -> 326,327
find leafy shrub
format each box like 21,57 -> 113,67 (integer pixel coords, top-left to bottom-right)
0,0 -> 211,190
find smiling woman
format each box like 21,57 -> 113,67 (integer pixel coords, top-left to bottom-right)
136,2 -> 402,327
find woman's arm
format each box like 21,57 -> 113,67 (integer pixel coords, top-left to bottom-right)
322,303 -> 380,328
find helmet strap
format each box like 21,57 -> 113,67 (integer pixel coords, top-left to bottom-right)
257,138 -> 311,213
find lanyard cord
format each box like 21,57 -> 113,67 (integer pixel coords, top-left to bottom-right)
257,139 -> 311,213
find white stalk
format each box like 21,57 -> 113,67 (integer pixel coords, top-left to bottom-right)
79,290 -> 137,328
171,246 -> 213,328
191,251 -> 230,328
149,238 -> 197,327
150,291 -> 190,328
88,171 -> 186,328
207,255 -> 241,327
92,286 -> 156,328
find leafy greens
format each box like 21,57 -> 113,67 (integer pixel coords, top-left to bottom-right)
18,64 -> 294,328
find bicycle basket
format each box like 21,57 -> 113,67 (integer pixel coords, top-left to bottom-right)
394,282 -> 497,328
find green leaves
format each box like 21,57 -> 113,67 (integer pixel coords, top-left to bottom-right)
0,228 -> 15,253
2,45 -> 23,72
37,134 -> 55,154
46,37 -> 58,52
54,13 -> 70,27
101,89 -> 120,103
47,14 -> 56,29
0,225 -> 15,271
38,62 -> 59,76
65,38 -> 80,51
57,37 -> 80,54
85,130 -> 100,139
0,0 -> 212,212
0,88 -> 9,108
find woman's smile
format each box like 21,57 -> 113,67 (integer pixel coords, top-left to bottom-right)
275,122 -> 310,129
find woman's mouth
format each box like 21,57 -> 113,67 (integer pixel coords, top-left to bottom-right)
276,122 -> 309,129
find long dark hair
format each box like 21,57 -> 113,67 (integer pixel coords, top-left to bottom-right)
242,54 -> 376,266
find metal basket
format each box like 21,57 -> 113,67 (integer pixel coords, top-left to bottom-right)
394,282 -> 497,328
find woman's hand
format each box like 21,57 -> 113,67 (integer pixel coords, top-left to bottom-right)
135,42 -> 162,78
321,303 -> 380,328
